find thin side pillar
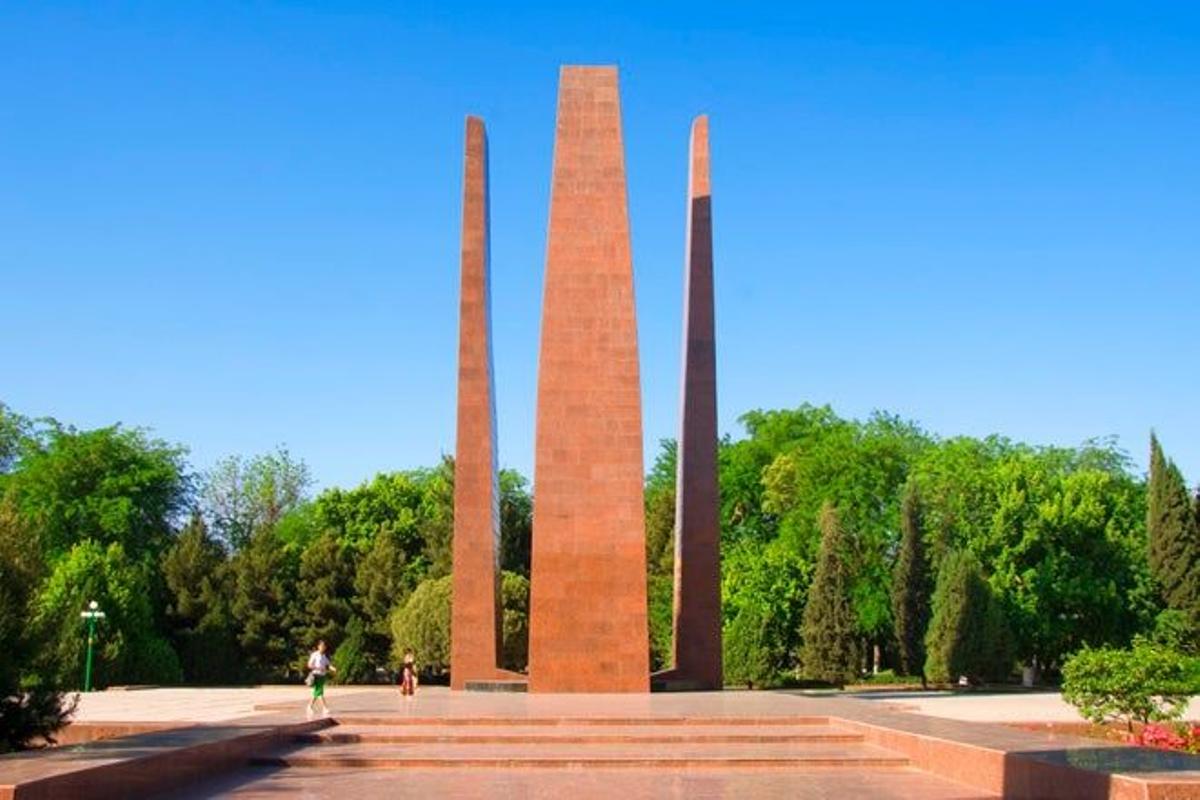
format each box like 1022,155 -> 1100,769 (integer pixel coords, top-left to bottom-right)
450,116 -> 507,689
666,115 -> 722,690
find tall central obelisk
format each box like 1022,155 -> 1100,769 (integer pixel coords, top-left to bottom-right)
528,66 -> 650,693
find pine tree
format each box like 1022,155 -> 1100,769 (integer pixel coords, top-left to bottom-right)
295,532 -> 354,655
163,511 -> 225,626
162,511 -> 239,683
230,528 -> 299,680
891,481 -> 930,681
801,503 -> 861,685
1147,433 -> 1200,626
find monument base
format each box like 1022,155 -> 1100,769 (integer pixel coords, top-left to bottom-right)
651,667 -> 721,692
462,678 -> 529,693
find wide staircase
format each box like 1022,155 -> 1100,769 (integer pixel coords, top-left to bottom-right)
251,714 -> 913,771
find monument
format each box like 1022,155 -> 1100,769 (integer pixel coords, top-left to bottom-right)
451,67 -> 718,693
657,115 -> 723,690
527,66 -> 651,693
449,116 -> 512,690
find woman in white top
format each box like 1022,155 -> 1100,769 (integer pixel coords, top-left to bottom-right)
306,640 -> 337,719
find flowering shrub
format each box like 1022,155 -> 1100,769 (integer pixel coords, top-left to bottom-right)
1135,723 -> 1186,750
1134,723 -> 1200,754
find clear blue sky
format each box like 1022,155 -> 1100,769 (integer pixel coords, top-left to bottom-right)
3,2 -> 1198,489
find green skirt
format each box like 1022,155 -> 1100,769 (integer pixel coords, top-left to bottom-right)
312,674 -> 327,698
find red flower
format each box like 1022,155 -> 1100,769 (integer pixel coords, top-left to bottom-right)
1135,723 -> 1187,751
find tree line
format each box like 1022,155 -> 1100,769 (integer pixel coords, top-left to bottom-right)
2,400 -> 1198,749
647,406 -> 1198,686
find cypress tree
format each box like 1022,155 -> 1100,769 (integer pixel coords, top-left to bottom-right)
1147,433 -> 1200,625
924,549 -> 1010,683
891,481 -> 930,681
801,502 -> 861,685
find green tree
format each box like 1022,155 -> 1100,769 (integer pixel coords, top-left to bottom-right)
390,575 -> 453,676
230,528 -> 299,680
0,500 -> 75,751
415,457 -> 455,578
311,464 -> 452,582
203,447 -> 312,551
353,529 -> 410,670
644,439 -> 677,670
499,469 -> 533,575
0,402 -> 30,474
723,602 -> 775,688
389,571 -> 529,678
759,408 -> 929,664
294,532 -> 354,658
31,540 -> 181,688
331,616 -> 374,683
161,511 -> 239,683
891,480 -> 930,680
5,424 -> 187,559
924,549 -> 1010,683
800,503 -> 860,685
647,573 -> 674,672
1147,434 -> 1200,626
721,538 -> 811,686
983,458 -> 1145,671
500,571 -> 530,672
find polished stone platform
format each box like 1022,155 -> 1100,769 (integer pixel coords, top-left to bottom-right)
4,688 -> 1199,799
232,689 -> 1200,798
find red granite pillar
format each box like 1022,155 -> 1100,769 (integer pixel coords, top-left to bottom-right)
528,66 -> 650,693
667,116 -> 722,690
450,116 -> 505,690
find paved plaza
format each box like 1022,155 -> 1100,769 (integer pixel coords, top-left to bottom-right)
67,685 -> 1200,726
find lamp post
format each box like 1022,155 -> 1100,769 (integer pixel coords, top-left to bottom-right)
80,600 -> 106,692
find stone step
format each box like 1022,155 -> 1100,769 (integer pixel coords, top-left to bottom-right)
334,715 -> 831,727
295,722 -> 864,745
183,764 -> 993,798
251,741 -> 911,770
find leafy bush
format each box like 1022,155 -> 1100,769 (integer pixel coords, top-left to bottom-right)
854,668 -> 925,686
390,575 -> 452,675
1150,609 -> 1199,655
388,571 -> 531,679
721,539 -> 811,688
647,574 -> 673,672
500,572 -> 529,673
1062,643 -> 1200,730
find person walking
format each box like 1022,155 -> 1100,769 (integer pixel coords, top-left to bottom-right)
306,640 -> 337,719
399,649 -> 418,700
